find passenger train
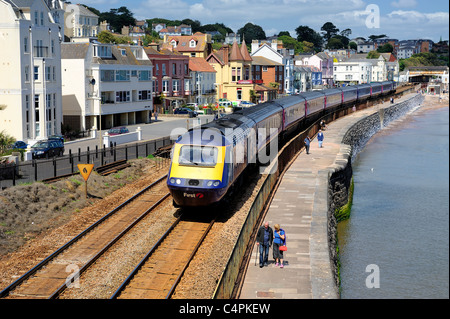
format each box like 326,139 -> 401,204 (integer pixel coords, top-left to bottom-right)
167,81 -> 396,207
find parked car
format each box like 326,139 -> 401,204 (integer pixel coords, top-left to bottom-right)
10,141 -> 28,150
31,140 -> 64,159
108,127 -> 129,135
186,103 -> 204,114
48,135 -> 65,144
174,107 -> 198,117
239,100 -> 255,107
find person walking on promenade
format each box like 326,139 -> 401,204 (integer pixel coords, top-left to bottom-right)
154,109 -> 158,122
273,224 -> 286,268
304,136 -> 311,154
256,221 -> 273,268
318,130 -> 324,148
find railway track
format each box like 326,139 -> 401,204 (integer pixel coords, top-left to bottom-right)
0,174 -> 170,299
111,212 -> 217,299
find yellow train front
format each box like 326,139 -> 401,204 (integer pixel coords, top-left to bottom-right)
167,115 -> 256,207
168,128 -> 232,207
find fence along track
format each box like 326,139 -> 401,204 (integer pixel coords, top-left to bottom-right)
112,213 -> 217,299
0,174 -> 169,299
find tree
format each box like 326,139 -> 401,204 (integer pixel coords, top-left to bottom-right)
237,23 -> 266,43
377,43 -> 394,53
295,25 -> 323,52
278,35 -> 303,54
321,22 -> 339,42
326,37 -> 344,50
349,41 -> 357,50
367,50 -> 380,59
278,31 -> 291,37
368,34 -> 387,42
0,130 -> 15,154
100,7 -> 136,33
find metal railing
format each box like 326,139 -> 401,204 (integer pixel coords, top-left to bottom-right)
0,136 -> 173,189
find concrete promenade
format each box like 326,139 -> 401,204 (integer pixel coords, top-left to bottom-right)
239,93 -> 418,299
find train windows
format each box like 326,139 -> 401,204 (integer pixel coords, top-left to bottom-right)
179,146 -> 218,167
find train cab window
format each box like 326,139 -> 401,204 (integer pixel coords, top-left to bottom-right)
179,146 -> 218,167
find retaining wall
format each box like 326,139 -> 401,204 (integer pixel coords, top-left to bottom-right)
325,93 -> 425,294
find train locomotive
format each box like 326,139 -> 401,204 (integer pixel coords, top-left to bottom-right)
167,81 -> 396,207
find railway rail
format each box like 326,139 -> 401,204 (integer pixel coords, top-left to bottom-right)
0,174 -> 169,299
112,212 -> 217,299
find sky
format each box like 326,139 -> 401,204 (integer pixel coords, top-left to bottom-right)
79,0 -> 449,42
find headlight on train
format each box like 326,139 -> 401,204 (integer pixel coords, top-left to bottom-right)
213,181 -> 220,187
176,179 -> 182,185
170,178 -> 176,184
207,181 -> 213,187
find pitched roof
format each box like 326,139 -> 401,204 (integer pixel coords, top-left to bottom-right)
240,39 -> 252,62
61,43 -> 90,59
167,34 -> 207,52
229,41 -> 244,61
251,56 -> 283,66
189,57 -> 216,73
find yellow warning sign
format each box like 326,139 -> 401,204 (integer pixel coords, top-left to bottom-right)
78,164 -> 94,181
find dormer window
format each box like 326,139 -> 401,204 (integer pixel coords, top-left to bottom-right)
94,45 -> 112,58
170,39 -> 177,48
189,39 -> 196,48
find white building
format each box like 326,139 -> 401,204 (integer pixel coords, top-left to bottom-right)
61,42 -> 153,131
333,60 -> 374,84
397,46 -> 415,59
189,57 -> 217,106
63,3 -> 99,41
357,42 -> 375,53
0,0 -> 63,143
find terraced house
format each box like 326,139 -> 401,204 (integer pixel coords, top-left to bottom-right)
61,42 -> 153,131
207,40 -> 253,103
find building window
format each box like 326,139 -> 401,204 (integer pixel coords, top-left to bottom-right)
24,37 -> 28,53
138,70 -> 150,81
138,90 -> 152,101
189,39 -> 196,48
237,89 -> 242,100
40,12 -> 44,25
173,79 -> 180,92
172,63 -> 176,75
34,11 -> 38,25
116,91 -> 130,102
100,70 -> 115,82
162,64 -> 166,76
34,66 -> 39,81
162,80 -> 169,92
115,70 -> 130,81
25,66 -> 29,82
262,66 -> 268,72
232,67 -> 236,82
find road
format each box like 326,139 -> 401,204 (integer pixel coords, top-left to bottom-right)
63,115 -> 215,155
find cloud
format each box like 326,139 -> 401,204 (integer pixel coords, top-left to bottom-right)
131,0 -> 447,42
391,0 -> 418,8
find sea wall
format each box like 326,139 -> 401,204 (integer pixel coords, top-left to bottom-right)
325,93 -> 425,293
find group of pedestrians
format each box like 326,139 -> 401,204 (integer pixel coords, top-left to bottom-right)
304,124 -> 325,155
256,222 -> 287,268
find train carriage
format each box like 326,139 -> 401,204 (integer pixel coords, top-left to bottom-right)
298,91 -> 326,116
323,88 -> 343,110
235,102 -> 283,158
370,82 -> 382,97
339,86 -> 358,105
381,81 -> 394,95
356,84 -> 372,101
274,95 -> 306,132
